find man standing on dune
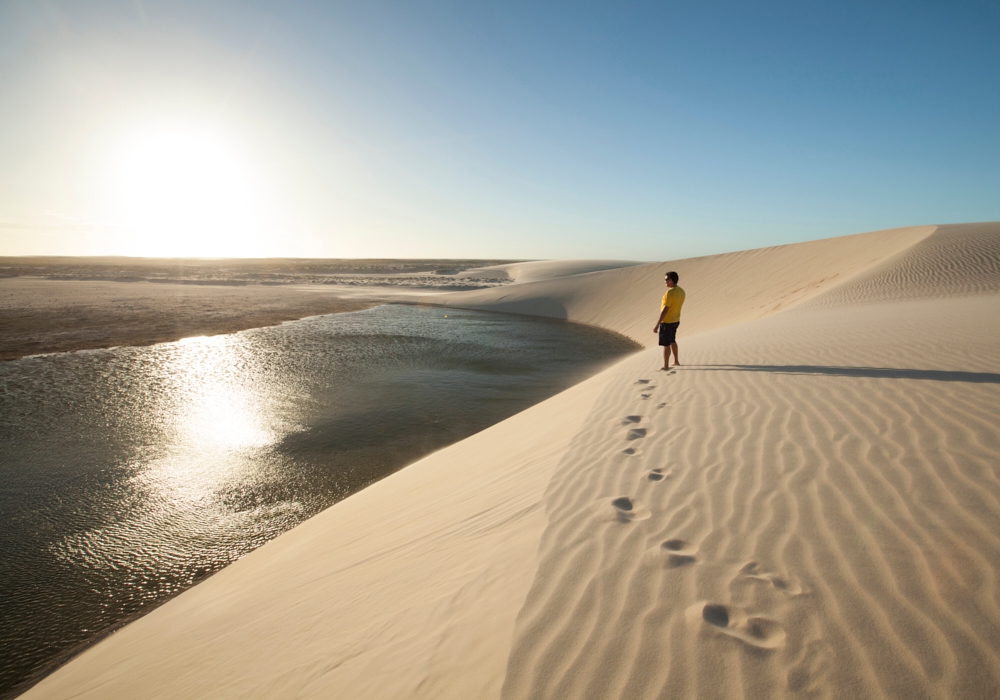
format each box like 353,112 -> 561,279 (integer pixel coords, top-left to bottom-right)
653,271 -> 685,370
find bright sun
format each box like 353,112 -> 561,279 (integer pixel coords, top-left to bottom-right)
106,126 -> 263,257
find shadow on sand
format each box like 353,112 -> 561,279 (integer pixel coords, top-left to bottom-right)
697,364 -> 1000,385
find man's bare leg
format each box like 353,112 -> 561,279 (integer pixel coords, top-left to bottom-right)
671,342 -> 680,367
661,345 -> 670,370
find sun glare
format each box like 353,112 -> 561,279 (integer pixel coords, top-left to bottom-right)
106,126 -> 264,257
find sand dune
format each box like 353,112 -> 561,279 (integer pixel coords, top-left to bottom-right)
801,222 -> 1000,308
434,225 -> 937,343
22,222 -> 1000,699
455,260 -> 642,283
501,293 -> 1000,699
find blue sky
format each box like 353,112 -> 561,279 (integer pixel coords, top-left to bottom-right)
0,0 -> 997,259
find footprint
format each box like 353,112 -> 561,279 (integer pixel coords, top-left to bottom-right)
702,603 -> 730,627
621,447 -> 638,456
689,602 -> 786,650
621,415 -> 642,425
740,562 -> 806,595
635,379 -> 650,385
660,538 -> 698,567
640,393 -> 652,400
609,496 -> 651,522
626,428 -> 647,440
655,403 -> 667,409
646,468 -> 673,481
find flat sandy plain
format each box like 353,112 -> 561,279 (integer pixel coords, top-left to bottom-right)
0,257 -> 534,361
16,222 -> 1000,699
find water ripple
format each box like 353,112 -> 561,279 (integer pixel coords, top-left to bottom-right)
0,305 -> 637,696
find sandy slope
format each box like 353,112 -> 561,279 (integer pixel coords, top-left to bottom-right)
22,223 -> 1000,700
501,293 -> 1000,700
433,225 -> 938,343
455,260 -> 642,283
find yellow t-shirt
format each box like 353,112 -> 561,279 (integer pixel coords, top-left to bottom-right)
660,286 -> 685,324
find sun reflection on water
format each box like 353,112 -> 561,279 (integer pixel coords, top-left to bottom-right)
50,332 -> 299,581
129,333 -> 288,520
169,334 -> 276,452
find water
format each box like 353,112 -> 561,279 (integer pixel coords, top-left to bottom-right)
0,304 -> 638,695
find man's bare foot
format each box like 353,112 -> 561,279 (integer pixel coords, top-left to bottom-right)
660,366 -> 670,371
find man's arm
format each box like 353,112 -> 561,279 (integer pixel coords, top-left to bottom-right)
653,305 -> 669,332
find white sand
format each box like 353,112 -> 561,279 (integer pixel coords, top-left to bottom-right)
22,223 -> 1000,699
455,259 -> 642,283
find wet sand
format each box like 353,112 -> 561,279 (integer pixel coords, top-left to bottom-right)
0,279 -> 374,361
0,257 -> 642,361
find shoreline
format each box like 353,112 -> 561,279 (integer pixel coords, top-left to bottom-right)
1,298 -> 641,699
0,278 -> 380,361
0,261 -> 645,362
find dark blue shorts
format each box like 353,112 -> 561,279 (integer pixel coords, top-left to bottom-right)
658,322 -> 679,346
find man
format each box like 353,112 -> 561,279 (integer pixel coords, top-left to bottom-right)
653,271 -> 685,370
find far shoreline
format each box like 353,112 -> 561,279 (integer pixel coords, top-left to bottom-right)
0,278 -> 381,361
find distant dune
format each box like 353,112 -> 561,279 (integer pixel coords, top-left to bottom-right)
455,259 -> 642,283
22,223 -> 1000,700
437,224 -> 941,342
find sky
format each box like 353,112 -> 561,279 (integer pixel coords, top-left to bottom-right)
0,0 -> 997,260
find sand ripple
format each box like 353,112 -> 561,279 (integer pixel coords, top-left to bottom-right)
500,224 -> 1000,700
803,222 -> 1000,308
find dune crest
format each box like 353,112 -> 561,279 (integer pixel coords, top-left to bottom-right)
456,259 -> 642,283
801,221 -> 1000,308
434,224 -> 938,342
22,223 -> 1000,700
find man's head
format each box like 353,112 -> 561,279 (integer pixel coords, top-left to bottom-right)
664,271 -> 679,287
